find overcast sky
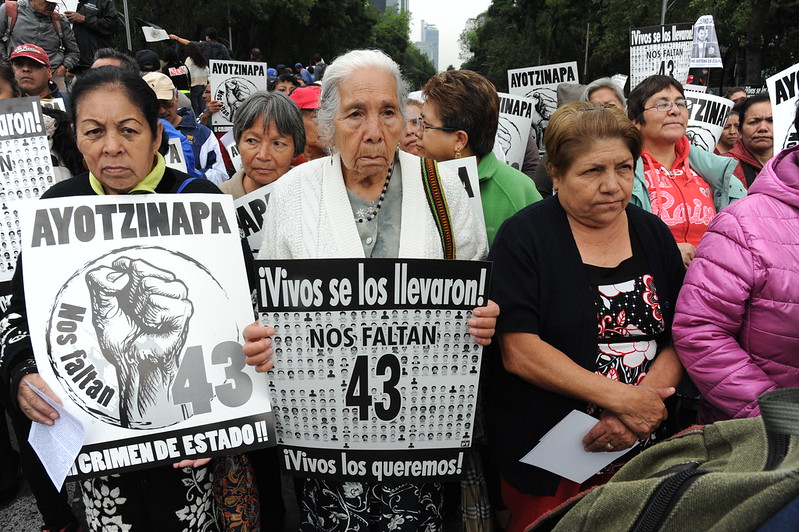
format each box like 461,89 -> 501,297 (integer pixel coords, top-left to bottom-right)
408,0 -> 492,70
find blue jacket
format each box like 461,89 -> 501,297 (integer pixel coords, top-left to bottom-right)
175,108 -> 228,184
159,118 -> 202,178
632,144 -> 745,212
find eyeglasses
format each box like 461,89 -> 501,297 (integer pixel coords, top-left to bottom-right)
414,117 -> 457,135
644,99 -> 693,112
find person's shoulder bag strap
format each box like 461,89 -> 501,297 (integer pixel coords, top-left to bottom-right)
176,177 -> 199,193
420,157 -> 455,260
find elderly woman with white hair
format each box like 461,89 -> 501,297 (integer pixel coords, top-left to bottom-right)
240,49 -> 499,530
581,77 -> 627,110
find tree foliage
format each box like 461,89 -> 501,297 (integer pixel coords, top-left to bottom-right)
460,0 -> 798,91
369,9 -> 435,89
119,1 -> 432,87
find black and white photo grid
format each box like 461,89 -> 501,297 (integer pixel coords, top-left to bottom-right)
256,258 -> 491,484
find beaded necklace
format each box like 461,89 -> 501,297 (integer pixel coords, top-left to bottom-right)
354,163 -> 394,223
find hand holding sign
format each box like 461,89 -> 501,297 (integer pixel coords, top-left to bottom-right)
242,321 -> 275,373
86,257 -> 193,428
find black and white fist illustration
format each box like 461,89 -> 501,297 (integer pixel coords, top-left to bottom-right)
86,257 -> 193,428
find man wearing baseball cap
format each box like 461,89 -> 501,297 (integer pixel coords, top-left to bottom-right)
294,62 -> 313,85
9,43 -> 67,103
143,71 -> 227,184
0,0 -> 80,92
289,84 -> 325,163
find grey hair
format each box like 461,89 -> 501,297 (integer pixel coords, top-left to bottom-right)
317,49 -> 410,145
233,91 -> 306,158
581,77 -> 627,111
92,47 -> 140,74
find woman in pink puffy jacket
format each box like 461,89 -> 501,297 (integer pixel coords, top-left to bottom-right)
673,104 -> 799,424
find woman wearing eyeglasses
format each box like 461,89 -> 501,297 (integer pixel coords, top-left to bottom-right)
419,70 -> 541,246
628,75 -> 745,268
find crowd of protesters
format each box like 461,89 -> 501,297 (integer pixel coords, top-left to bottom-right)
0,7 -> 793,532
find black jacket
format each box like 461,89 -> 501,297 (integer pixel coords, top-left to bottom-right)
73,0 -> 118,71
487,196 -> 685,495
198,40 -> 231,61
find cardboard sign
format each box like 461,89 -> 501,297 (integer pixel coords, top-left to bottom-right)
209,60 -> 268,133
20,194 -> 275,478
233,181 -> 277,255
689,15 -> 723,69
496,93 -> 534,170
507,61 -> 578,153
0,98 -> 56,283
437,156 -> 484,232
256,258 -> 491,482
630,23 -> 694,88
767,62 -> 799,150
685,92 -> 733,151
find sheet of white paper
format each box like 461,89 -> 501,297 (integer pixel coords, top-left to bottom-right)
142,27 -> 170,43
519,410 -> 638,484
26,382 -> 85,491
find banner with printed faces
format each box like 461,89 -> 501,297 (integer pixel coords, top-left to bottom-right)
630,23 -> 694,89
507,61 -> 578,154
767,63 -> 799,151
0,97 -> 56,293
20,194 -> 275,478
685,92 -> 733,152
496,93 -> 534,171
256,258 -> 491,482
209,60 -> 269,133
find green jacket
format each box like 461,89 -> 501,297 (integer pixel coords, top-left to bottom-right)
632,145 -> 745,213
478,152 -> 542,246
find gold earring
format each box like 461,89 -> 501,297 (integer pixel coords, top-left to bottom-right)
455,147 -> 461,159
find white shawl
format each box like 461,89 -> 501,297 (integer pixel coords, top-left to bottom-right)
257,150 -> 487,261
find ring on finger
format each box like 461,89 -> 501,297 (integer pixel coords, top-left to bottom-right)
606,442 -> 614,451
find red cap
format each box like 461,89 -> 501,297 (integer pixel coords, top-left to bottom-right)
9,44 -> 51,67
290,85 -> 321,110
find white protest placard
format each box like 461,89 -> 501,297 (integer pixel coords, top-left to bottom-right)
221,130 -> 243,173
209,60 -> 268,133
55,0 -> 78,13
20,194 -> 275,478
437,156 -> 484,232
496,93 -> 534,171
745,86 -> 768,96
257,258 -> 491,483
40,98 -> 66,112
767,63 -> 799,151
0,97 -> 56,290
234,181 -> 277,255
630,23 -> 694,89
165,137 -> 188,174
507,61 -> 578,154
685,92 -> 733,152
611,74 -> 628,91
689,15 -> 723,69
683,85 -> 708,93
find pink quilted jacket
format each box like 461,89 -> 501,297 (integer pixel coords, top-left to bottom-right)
673,144 -> 799,424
